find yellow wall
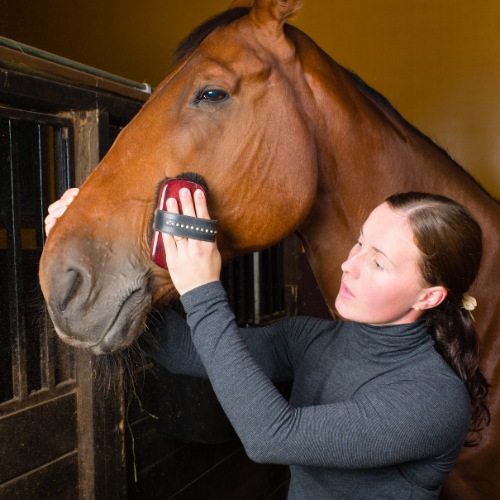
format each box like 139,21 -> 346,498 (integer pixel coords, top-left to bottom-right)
1,0 -> 499,196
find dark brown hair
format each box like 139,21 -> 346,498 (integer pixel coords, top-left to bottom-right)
386,192 -> 490,446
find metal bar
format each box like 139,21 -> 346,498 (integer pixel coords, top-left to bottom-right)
36,124 -> 49,246
253,252 -> 262,324
5,119 -> 28,400
242,254 -> 254,324
53,127 -> 72,197
264,248 -> 273,316
272,245 -> 285,313
62,126 -> 74,190
36,123 -> 55,390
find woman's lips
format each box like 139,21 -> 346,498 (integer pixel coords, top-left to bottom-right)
339,282 -> 354,299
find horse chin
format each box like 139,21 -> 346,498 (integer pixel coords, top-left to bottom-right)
49,287 -> 152,355
89,312 -> 147,355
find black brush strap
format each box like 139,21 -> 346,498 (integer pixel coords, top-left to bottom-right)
154,209 -> 218,242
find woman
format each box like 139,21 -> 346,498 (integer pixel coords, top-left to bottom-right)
46,189 -> 489,499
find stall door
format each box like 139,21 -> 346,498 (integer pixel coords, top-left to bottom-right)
0,109 -> 80,498
0,105 -> 130,499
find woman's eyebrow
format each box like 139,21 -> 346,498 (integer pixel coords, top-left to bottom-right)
360,227 -> 395,266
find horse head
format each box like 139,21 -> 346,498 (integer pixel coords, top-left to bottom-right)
39,0 -> 320,354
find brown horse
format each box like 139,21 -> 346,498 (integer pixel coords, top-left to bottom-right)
39,0 -> 499,498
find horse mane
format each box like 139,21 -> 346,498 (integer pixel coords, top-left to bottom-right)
345,69 -> 457,158
173,7 -> 250,66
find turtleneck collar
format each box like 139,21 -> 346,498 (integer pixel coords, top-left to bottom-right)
350,320 -> 432,359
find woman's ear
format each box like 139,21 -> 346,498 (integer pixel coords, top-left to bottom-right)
415,286 -> 448,311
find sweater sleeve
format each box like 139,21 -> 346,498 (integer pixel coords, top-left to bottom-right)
147,301 -> 298,381
180,281 -> 470,469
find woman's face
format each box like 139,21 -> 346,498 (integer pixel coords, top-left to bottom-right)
335,202 -> 427,326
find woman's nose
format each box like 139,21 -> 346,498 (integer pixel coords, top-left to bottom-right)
341,253 -> 360,278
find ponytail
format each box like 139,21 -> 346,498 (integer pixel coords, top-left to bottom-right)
426,294 -> 490,445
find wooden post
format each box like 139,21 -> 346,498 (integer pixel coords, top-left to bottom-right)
76,351 -> 126,499
65,110 -> 127,499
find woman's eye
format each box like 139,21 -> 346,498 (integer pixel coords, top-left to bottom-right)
374,260 -> 384,270
196,89 -> 228,103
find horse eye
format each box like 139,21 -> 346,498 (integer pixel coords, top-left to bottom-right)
197,89 -> 228,103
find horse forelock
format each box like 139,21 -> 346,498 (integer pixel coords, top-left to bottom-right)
173,7 -> 251,67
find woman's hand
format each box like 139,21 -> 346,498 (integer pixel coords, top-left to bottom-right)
162,188 -> 222,296
44,188 -> 79,236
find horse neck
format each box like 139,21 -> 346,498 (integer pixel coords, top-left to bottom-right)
295,49 -> 499,315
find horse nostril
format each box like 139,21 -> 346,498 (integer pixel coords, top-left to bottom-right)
59,268 -> 84,312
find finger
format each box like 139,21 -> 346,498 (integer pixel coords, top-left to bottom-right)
61,187 -> 79,200
53,204 -> 71,218
178,188 -> 196,217
45,203 -> 68,236
46,207 -> 68,229
45,219 -> 56,237
193,189 -> 211,220
161,231 -> 178,262
44,213 -> 60,236
47,199 -> 65,214
166,197 -> 180,214
57,188 -> 79,208
163,198 -> 186,246
45,188 -> 79,237
45,206 -> 68,230
47,196 -> 75,215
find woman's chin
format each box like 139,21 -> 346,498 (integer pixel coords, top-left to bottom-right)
335,295 -> 352,321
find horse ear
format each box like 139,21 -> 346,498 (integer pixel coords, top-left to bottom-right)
250,0 -> 302,30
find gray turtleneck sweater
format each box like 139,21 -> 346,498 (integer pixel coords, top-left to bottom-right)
149,281 -> 470,499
